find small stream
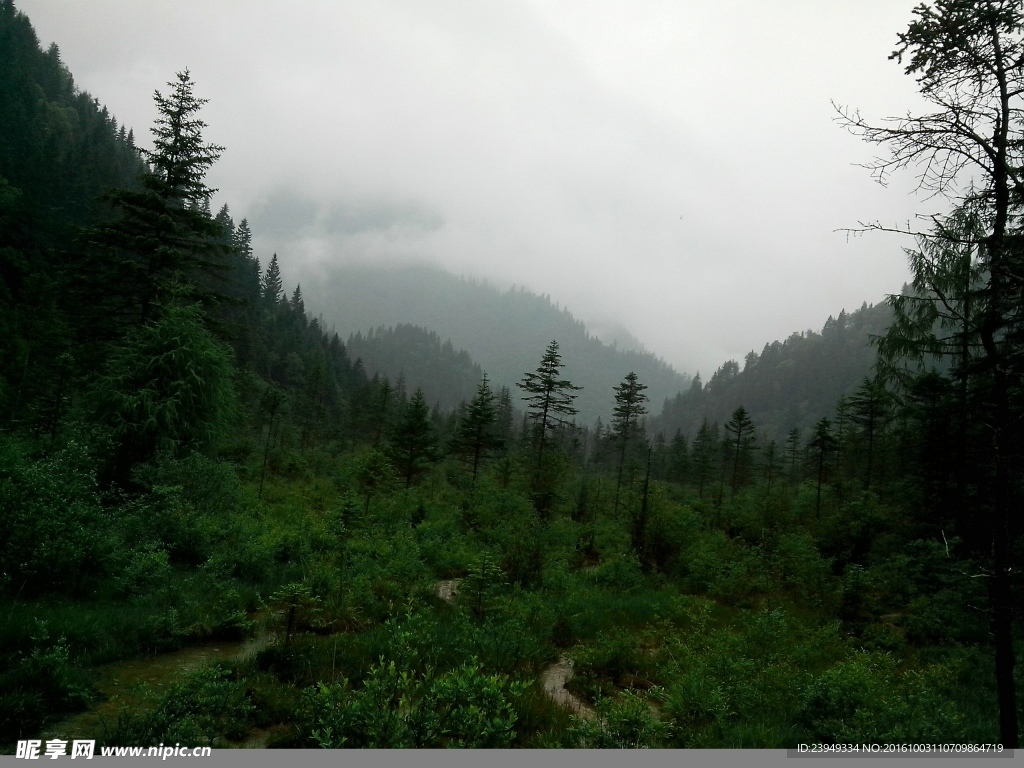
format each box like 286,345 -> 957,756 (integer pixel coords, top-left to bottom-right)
43,631 -> 275,743
43,586 -> 600,746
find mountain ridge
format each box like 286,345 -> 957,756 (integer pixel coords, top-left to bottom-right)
298,262 -> 691,423
650,299 -> 894,442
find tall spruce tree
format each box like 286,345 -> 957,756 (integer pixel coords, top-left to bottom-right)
785,427 -> 802,483
517,340 -> 581,474
83,70 -> 231,327
453,373 -> 504,491
808,417 -> 837,518
723,406 -> 756,498
610,371 -> 648,511
692,418 -> 718,499
390,388 -> 436,488
517,340 -> 581,514
262,253 -> 283,308
761,439 -> 781,497
667,429 -> 689,484
846,377 -> 890,490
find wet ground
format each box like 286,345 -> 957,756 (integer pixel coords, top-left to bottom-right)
42,586 -> 605,747
42,631 -> 275,743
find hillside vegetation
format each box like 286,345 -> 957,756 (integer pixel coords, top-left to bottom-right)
653,301 -> 893,442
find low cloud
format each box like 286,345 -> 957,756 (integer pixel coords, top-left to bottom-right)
250,187 -> 444,241
249,188 -> 318,238
323,199 -> 444,235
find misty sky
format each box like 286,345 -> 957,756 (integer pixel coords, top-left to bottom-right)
19,0 -> 940,377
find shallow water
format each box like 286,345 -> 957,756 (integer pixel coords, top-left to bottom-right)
43,593 -> 604,746
42,631 -> 274,742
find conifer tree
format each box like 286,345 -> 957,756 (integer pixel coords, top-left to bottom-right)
84,70 -> 231,326
390,388 -> 436,488
808,417 -> 837,518
289,284 -> 305,320
517,340 -> 581,515
724,406 -> 756,498
262,253 -> 283,307
785,427 -> 802,483
144,72 -> 223,202
452,373 -> 504,491
691,418 -> 718,499
233,217 -> 253,262
610,371 -> 648,511
761,439 -> 780,497
372,376 -> 395,447
668,429 -> 689,484
651,431 -> 668,481
517,340 -> 581,474
846,377 -> 890,490
231,217 -> 261,305
495,385 -> 515,446
93,303 -> 235,484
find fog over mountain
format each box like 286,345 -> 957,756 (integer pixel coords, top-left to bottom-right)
17,0 -> 929,377
303,262 -> 689,423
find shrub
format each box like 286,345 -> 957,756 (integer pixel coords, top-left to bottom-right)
0,437 -> 112,596
798,651 -> 962,743
0,628 -> 93,744
772,531 -> 837,609
305,658 -> 529,748
570,690 -> 672,748
101,664 -> 255,747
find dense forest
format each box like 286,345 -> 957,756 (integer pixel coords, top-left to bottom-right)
1,0 -> 1021,753
653,300 -> 895,442
345,324 -> 484,414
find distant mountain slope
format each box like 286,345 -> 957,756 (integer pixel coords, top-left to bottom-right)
651,300 -> 894,442
300,263 -> 690,422
346,323 -> 485,412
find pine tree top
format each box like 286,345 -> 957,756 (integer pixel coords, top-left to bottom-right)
144,70 -> 224,206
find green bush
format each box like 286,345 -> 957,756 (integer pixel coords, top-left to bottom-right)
572,627 -> 654,689
798,651 -> 962,743
113,544 -> 172,596
133,451 -> 242,517
0,437 -> 112,596
305,657 -> 529,748
569,690 -> 672,748
589,552 -> 644,592
643,503 -> 700,572
772,531 -> 837,609
0,627 -> 93,744
101,664 -> 255,747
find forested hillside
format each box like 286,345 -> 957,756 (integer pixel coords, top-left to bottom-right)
653,301 -> 894,442
1,0 -> 1021,754
0,3 -> 142,415
346,324 -> 484,413
300,262 -> 690,423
